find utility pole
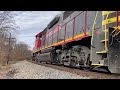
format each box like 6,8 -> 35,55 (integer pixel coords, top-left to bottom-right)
6,33 -> 15,64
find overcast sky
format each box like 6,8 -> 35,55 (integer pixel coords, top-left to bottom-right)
14,11 -> 62,50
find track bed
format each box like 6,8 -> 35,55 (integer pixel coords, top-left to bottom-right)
29,60 -> 120,79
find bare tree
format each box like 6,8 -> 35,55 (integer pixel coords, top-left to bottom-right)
0,12 -> 17,35
12,42 -> 32,61
0,11 -> 17,40
0,11 -> 31,65
0,11 -> 17,65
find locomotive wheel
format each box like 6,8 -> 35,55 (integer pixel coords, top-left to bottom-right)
37,60 -> 40,63
32,57 -> 34,61
36,59 -> 39,63
70,60 -> 76,67
56,56 -> 61,65
32,57 -> 35,61
79,66 -> 84,70
79,46 -> 90,67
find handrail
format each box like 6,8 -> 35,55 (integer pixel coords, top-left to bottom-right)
46,11 -> 85,44
111,27 -> 118,35
110,27 -> 119,36
116,30 -> 120,36
105,11 -> 110,51
46,11 -> 84,37
61,11 -> 84,27
116,11 -> 119,32
91,11 -> 99,46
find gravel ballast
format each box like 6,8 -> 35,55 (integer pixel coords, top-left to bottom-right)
6,60 -> 92,79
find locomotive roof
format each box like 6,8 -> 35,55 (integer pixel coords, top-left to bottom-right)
35,27 -> 47,37
35,31 -> 43,37
35,13 -> 62,37
47,15 -> 60,29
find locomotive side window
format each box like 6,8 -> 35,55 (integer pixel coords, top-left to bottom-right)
74,11 -> 85,36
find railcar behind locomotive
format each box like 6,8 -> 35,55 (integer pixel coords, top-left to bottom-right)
32,11 -> 120,74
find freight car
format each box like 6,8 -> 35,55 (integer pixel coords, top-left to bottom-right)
32,11 -> 120,74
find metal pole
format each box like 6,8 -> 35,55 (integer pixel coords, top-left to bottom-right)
7,33 -> 11,64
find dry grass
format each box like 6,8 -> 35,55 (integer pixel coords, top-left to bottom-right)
0,50 -> 8,66
0,51 -> 19,79
0,65 -> 10,79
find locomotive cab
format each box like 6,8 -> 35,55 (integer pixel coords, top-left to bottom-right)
35,31 -> 43,50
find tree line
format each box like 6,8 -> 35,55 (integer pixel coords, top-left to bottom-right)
0,11 -> 32,66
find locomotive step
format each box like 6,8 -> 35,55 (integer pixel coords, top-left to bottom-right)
101,39 -> 108,43
102,30 -> 108,32
96,50 -> 107,54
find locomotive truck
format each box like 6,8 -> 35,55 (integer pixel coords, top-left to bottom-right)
32,11 -> 120,74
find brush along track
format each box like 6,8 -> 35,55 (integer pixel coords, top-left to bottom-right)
28,60 -> 120,79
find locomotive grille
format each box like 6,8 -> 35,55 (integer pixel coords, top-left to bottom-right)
63,11 -> 74,20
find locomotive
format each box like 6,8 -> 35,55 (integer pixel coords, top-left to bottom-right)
32,11 -> 120,74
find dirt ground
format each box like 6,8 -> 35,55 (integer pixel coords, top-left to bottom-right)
0,60 -> 91,79
0,65 -> 10,79
0,61 -> 18,79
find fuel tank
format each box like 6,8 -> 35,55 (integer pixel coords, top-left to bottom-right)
36,52 -> 52,62
41,47 -> 54,53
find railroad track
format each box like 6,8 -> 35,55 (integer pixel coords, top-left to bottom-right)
27,60 -> 120,79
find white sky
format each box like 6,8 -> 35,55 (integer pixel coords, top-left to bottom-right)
14,11 -> 62,50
